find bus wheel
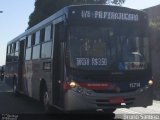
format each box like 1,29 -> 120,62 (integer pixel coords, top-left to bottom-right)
42,87 -> 51,113
13,78 -> 19,97
13,84 -> 16,93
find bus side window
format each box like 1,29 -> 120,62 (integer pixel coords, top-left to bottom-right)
13,42 -> 17,61
10,44 -> 12,54
13,42 -> 16,53
35,31 -> 40,45
16,41 -> 19,51
32,31 -> 40,60
14,41 -> 19,61
6,46 -> 8,55
26,37 -> 28,47
45,25 -> 51,42
32,45 -> 40,60
40,24 -> 53,59
25,48 -> 32,60
27,35 -> 32,47
10,44 -> 15,62
32,33 -> 36,46
25,35 -> 32,60
6,45 -> 11,63
41,42 -> 52,59
51,25 -> 53,39
40,28 -> 45,43
7,45 -> 10,55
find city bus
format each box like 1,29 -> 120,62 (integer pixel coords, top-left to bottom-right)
5,5 -> 153,113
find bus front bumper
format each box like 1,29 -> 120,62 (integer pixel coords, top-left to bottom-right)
64,87 -> 153,111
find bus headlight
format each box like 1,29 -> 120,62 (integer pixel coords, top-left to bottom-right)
148,80 -> 154,86
70,81 -> 77,88
63,81 -> 77,90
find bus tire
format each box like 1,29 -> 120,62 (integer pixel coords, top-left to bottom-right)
41,85 -> 52,113
13,77 -> 20,97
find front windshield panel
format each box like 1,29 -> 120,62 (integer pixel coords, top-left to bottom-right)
67,26 -> 149,71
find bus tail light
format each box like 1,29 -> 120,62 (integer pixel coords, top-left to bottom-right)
78,83 -> 112,90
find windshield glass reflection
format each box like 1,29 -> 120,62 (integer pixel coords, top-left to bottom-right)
67,26 -> 148,70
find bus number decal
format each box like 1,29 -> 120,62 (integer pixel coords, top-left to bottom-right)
129,83 -> 141,88
76,58 -> 107,66
91,58 -> 107,66
76,58 -> 89,66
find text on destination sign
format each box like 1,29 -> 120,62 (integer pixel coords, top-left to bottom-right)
81,10 -> 139,21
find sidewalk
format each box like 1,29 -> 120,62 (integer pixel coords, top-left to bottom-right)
0,80 -> 13,92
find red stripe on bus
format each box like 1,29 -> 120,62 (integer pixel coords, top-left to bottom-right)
78,83 -> 112,90
109,97 -> 124,104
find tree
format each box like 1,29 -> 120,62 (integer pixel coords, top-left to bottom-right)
28,0 -> 125,28
110,0 -> 125,5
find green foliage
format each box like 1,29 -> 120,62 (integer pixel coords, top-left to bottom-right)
28,0 -> 126,28
149,18 -> 160,30
150,21 -> 158,29
111,0 -> 125,5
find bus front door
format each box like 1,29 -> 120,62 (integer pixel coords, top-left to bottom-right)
18,40 -> 25,92
53,23 -> 65,107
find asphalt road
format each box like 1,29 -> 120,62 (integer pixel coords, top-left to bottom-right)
0,81 -> 47,119
0,92 -> 45,114
0,81 -> 45,114
1,81 -> 160,120
0,81 -> 118,120
0,93 -> 117,120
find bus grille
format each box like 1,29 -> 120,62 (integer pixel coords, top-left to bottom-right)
93,89 -> 137,93
96,98 -> 135,107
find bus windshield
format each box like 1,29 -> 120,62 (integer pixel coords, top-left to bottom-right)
67,26 -> 148,71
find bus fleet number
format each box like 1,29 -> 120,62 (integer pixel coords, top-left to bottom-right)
129,83 -> 141,88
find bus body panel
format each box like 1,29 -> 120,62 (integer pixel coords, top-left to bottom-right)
64,87 -> 153,111
5,5 -> 153,112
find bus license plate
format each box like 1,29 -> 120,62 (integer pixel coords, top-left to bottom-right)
109,97 -> 124,104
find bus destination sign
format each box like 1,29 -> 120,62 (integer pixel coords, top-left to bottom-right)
80,10 -> 139,22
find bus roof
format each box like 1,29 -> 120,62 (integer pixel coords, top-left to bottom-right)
7,4 -> 147,45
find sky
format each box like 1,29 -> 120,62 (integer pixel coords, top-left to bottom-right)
0,0 -> 160,66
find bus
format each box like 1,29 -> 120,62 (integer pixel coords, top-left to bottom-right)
5,5 -> 153,113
